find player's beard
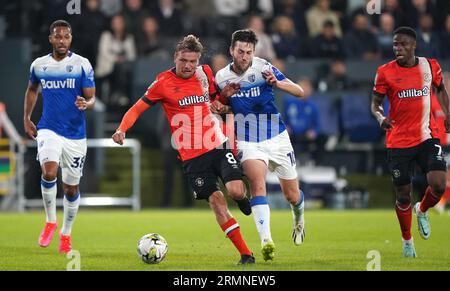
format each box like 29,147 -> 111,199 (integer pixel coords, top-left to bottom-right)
54,46 -> 69,58
234,60 -> 250,75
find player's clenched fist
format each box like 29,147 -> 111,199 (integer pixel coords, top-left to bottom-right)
75,96 -> 87,110
112,130 -> 126,145
262,70 -> 277,87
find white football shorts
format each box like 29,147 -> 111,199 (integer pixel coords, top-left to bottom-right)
237,130 -> 297,180
36,129 -> 87,185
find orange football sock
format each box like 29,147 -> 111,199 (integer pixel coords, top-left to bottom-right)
395,202 -> 412,240
220,218 -> 252,256
420,187 -> 441,213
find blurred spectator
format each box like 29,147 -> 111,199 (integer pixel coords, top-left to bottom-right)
343,13 -> 380,60
436,0 -> 450,29
371,0 -> 406,29
310,20 -> 345,59
123,0 -> 150,39
151,0 -> 183,36
376,13 -> 395,59
72,0 -> 107,69
406,0 -> 437,29
137,16 -> 161,56
247,15 -> 276,61
306,0 -> 342,38
283,78 -> 326,163
416,14 -> 441,58
385,0 -> 406,25
271,16 -> 300,60
96,14 -> 137,106
43,0 -> 73,23
99,0 -> 123,17
213,0 -> 248,17
440,15 -> 450,59
271,58 -> 286,73
244,0 -> 274,19
184,0 -> 216,18
316,59 -> 354,92
273,0 -> 309,40
329,0 -> 348,31
210,53 -> 229,75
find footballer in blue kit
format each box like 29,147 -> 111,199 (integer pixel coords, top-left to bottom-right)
23,20 -> 96,254
213,29 -> 306,261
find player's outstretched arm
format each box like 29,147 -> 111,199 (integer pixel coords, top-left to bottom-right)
112,99 -> 150,145
436,82 -> 450,132
75,87 -> 96,110
23,82 -> 39,139
263,71 -> 304,98
277,78 -> 304,97
371,92 -> 393,130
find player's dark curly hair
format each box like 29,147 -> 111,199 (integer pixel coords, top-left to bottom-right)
393,26 -> 416,40
231,29 -> 258,48
175,35 -> 203,54
49,20 -> 72,34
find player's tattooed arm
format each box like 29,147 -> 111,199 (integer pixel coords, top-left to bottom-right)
371,92 -> 394,130
76,87 -> 96,111
436,81 -> 450,132
23,81 -> 39,139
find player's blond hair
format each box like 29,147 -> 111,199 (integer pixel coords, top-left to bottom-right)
175,35 -> 204,54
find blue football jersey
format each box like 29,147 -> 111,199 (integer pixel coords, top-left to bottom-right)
215,57 -> 286,142
29,52 -> 95,139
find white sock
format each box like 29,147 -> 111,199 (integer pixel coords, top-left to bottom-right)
41,177 -> 57,223
61,193 -> 80,235
250,196 -> 273,243
291,190 -> 305,226
402,237 -> 413,244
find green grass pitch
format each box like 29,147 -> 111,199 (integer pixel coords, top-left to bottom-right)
1,209 -> 449,270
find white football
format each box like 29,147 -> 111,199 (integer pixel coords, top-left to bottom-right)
137,233 -> 168,264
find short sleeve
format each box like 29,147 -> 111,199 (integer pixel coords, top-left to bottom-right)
271,65 -> 286,81
428,58 -> 443,88
373,67 -> 388,95
141,75 -> 164,105
29,61 -> 39,85
262,61 -> 286,81
81,58 -> 95,88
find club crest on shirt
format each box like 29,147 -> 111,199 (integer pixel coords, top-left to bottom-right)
201,78 -> 208,91
195,178 -> 204,187
66,65 -> 73,72
248,74 -> 256,83
393,169 -> 401,178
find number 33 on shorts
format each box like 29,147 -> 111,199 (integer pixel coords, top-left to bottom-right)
70,156 -> 86,169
